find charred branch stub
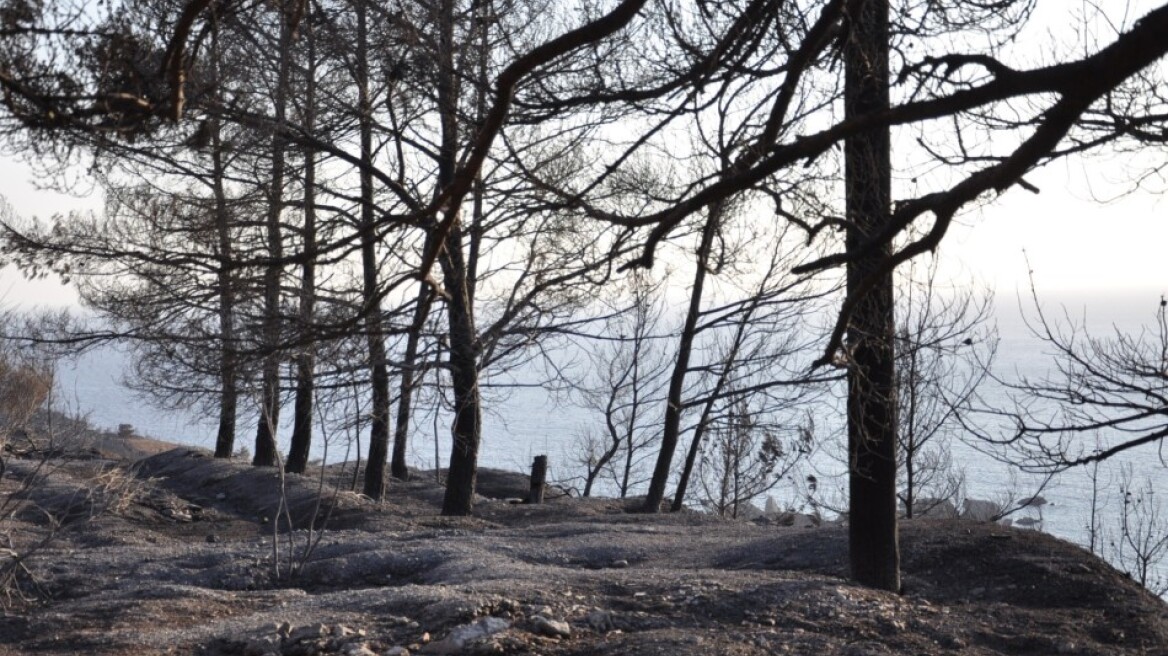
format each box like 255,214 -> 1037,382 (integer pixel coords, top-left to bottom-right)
525,455 -> 548,505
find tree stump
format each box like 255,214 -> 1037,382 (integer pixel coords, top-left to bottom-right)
525,455 -> 548,504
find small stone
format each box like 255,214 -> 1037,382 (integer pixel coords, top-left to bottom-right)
421,617 -> 509,654
610,559 -> 629,568
531,616 -> 571,639
216,492 -> 227,500
342,644 -> 378,656
206,534 -> 221,544
587,611 -> 614,633
939,635 -> 966,649
289,623 -> 329,643
970,587 -> 986,596
385,648 -> 410,656
1056,640 -> 1076,654
276,622 -> 293,638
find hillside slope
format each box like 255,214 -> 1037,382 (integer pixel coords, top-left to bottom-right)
0,447 -> 1164,655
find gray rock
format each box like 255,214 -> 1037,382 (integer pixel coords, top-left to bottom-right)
587,610 -> 615,633
288,622 -> 329,643
421,617 -> 510,654
939,635 -> 967,649
531,616 -> 571,638
243,637 -> 280,656
961,498 -> 1003,522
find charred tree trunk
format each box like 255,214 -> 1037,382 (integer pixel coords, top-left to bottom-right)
390,279 -> 434,481
526,455 -> 547,504
437,0 -> 483,516
642,209 -> 718,512
253,3 -> 293,468
356,0 -> 393,500
212,120 -> 238,459
439,227 -> 482,516
287,15 -> 318,475
210,12 -> 237,460
844,0 -> 900,592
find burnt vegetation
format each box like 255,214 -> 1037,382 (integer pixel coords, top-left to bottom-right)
0,0 -> 1165,622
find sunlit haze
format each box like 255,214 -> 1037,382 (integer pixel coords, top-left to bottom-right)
2,152 -> 1162,316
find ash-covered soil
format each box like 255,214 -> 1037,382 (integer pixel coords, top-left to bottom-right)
1,446 -> 1165,656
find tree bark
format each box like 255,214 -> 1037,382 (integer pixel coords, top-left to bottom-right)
437,0 -> 483,516
286,13 -> 317,475
390,280 -> 434,481
253,2 -> 293,468
439,226 -> 482,516
356,0 -> 393,500
844,0 -> 900,592
209,11 -> 237,460
526,455 -> 547,504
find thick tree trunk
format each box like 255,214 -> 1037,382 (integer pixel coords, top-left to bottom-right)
437,0 -> 483,516
439,225 -> 482,516
356,0 -> 392,500
287,19 -> 317,475
253,4 -> 293,468
844,0 -> 900,592
642,211 -> 718,512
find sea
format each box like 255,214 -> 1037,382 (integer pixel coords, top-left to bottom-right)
53,289 -> 1168,590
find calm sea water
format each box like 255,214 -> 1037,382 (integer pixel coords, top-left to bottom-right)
55,291 -> 1168,586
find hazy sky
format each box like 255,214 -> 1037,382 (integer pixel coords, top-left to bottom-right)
938,155 -> 1166,299
0,0 -> 1164,316
1,151 -> 1163,318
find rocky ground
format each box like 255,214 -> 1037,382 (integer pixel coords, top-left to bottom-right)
0,443 -> 1166,656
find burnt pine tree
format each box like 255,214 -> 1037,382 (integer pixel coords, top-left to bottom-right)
285,7 -> 320,475
843,0 -> 899,592
353,0 -> 394,501
209,8 -> 240,460
253,2 -> 296,468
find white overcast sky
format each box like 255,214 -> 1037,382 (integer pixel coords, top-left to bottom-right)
0,0 -> 1164,312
